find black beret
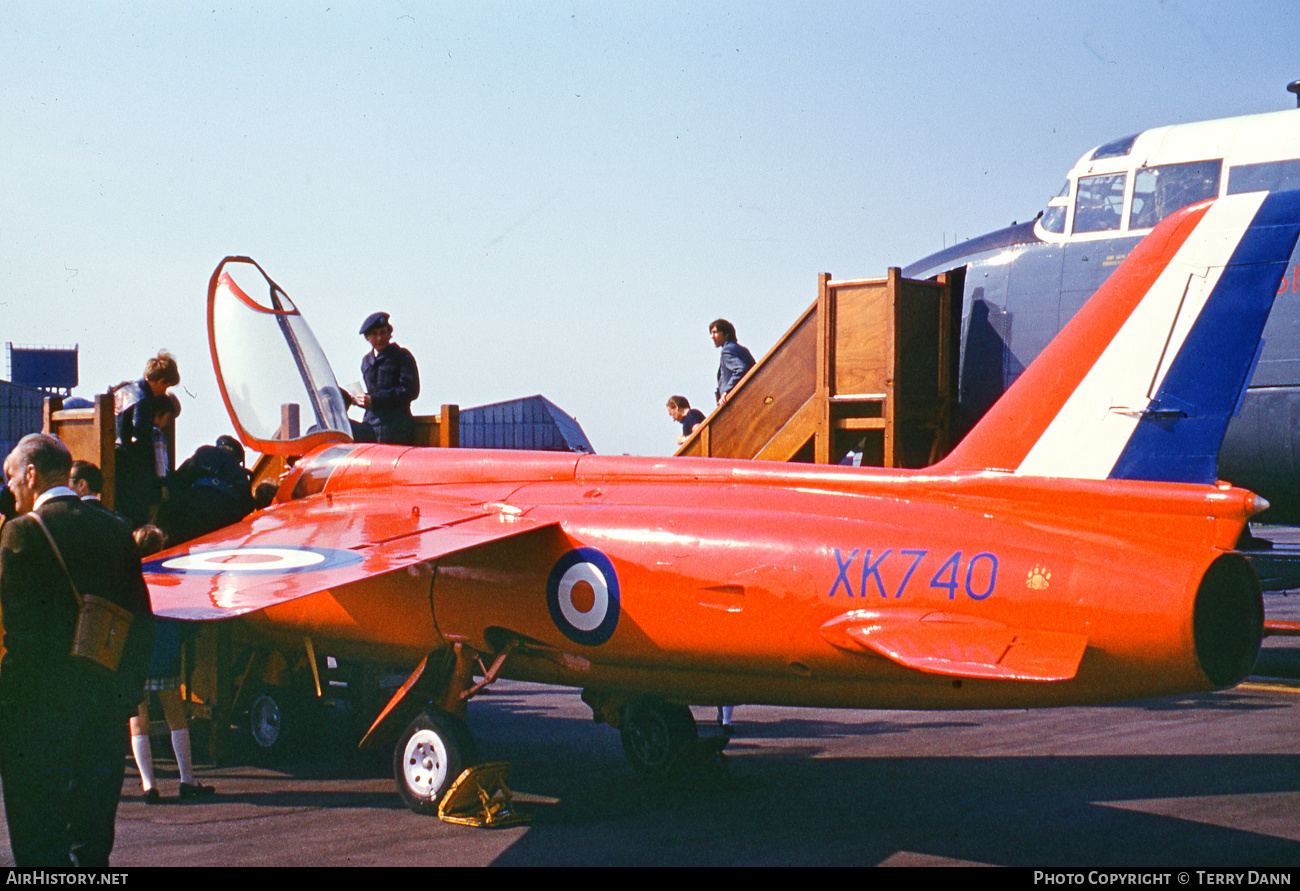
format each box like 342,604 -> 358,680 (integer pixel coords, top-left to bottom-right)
359,312 -> 391,335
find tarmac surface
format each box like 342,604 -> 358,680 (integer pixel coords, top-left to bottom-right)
2,673 -> 1299,867
5,532 -> 1300,867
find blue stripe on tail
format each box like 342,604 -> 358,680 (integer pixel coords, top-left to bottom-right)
1110,190 -> 1300,483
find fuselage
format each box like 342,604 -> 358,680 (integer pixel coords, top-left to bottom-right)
904,106 -> 1300,520
244,444 -> 1263,711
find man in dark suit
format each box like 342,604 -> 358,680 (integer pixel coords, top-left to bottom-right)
0,434 -> 154,867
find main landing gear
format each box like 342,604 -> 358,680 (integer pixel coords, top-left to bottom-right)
587,691 -> 730,782
619,698 -> 699,775
372,645 -> 729,816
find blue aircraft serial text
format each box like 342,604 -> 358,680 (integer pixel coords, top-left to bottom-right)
829,548 -> 998,601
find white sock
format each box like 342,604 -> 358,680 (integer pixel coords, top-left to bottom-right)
131,734 -> 155,791
171,728 -> 194,785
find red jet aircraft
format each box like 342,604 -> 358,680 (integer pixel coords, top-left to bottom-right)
145,190 -> 1300,813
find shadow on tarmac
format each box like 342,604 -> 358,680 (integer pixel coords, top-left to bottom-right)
51,680 -> 1300,866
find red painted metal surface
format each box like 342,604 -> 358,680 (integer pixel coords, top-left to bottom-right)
146,195 -> 1300,719
146,441 -> 1261,707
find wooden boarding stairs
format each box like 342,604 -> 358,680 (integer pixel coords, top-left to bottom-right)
676,268 -> 953,467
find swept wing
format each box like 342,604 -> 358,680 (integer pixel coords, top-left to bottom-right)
146,483 -> 555,620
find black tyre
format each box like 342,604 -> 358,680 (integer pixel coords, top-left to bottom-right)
238,686 -> 314,763
620,698 -> 698,776
393,710 -> 477,815
249,690 -> 286,750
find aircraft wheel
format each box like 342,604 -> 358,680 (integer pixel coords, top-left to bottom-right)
249,690 -> 285,750
620,698 -> 697,776
393,710 -> 476,815
238,686 -> 313,763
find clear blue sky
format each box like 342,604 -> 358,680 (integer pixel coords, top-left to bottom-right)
4,1 -> 1298,458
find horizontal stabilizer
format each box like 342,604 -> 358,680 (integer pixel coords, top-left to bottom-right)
821,610 -> 1088,682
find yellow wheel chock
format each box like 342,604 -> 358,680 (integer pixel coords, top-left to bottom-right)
437,762 -> 530,828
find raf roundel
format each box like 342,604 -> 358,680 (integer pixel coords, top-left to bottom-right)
144,545 -> 363,575
546,547 -> 620,646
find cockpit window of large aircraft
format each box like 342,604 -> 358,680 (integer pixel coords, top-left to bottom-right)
1040,181 -> 1070,234
1130,160 -> 1221,230
1091,133 -> 1139,160
1228,159 -> 1300,194
1073,173 -> 1127,233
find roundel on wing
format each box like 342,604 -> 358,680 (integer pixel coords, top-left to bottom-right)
144,545 -> 363,575
546,547 -> 620,646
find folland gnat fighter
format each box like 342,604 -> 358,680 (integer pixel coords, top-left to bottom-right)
146,190 -> 1300,813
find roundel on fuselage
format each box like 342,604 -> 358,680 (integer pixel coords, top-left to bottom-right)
546,547 -> 620,646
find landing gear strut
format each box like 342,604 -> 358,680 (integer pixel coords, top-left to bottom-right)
376,644 -> 516,814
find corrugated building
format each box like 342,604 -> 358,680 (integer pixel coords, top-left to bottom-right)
459,395 -> 594,453
0,380 -> 45,460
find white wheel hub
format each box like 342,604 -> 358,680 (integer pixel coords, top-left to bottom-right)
402,728 -> 449,799
251,695 -> 282,748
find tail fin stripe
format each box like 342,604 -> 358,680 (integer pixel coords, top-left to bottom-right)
1109,191 -> 1300,481
1015,192 -> 1269,479
935,190 -> 1300,484
934,199 -> 1210,475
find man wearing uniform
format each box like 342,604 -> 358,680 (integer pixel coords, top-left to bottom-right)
354,312 -> 420,445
